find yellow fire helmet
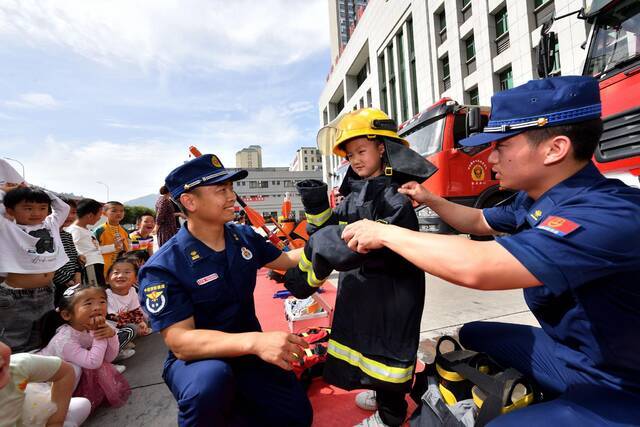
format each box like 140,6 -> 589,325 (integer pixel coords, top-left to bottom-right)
316,108 -> 409,157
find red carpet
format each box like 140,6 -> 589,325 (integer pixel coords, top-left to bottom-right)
254,269 -> 417,427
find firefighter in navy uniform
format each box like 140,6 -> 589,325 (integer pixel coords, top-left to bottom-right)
138,154 -> 312,427
342,77 -> 640,425
284,108 -> 437,427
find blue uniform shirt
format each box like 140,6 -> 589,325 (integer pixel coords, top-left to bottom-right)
483,162 -> 640,392
138,223 -> 281,356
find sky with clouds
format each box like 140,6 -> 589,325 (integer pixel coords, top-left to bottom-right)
0,0 -> 330,202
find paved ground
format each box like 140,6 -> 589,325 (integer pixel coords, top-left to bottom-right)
85,271 -> 537,426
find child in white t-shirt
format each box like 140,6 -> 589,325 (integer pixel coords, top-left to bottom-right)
66,199 -> 105,287
0,161 -> 70,352
105,259 -> 151,354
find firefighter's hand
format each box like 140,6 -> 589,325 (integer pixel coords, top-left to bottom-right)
342,219 -> 387,253
398,181 -> 434,205
252,331 -> 308,371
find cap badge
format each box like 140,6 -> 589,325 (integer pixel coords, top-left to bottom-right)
241,246 -> 253,260
536,117 -> 549,127
211,155 -> 222,168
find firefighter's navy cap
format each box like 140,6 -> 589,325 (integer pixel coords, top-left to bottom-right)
165,154 -> 248,199
460,76 -> 601,147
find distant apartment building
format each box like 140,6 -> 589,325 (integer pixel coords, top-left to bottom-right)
319,0 -> 587,187
329,0 -> 370,62
290,147 -> 323,172
231,167 -> 323,220
236,145 -> 263,168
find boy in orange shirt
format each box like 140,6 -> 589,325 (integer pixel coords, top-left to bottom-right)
93,202 -> 130,278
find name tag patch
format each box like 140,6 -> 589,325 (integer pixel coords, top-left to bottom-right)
537,216 -> 580,237
196,273 -> 219,286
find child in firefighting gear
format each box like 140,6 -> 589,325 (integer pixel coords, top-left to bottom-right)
284,108 -> 437,427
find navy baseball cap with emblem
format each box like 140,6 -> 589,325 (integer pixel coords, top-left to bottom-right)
165,154 -> 248,199
460,76 -> 601,147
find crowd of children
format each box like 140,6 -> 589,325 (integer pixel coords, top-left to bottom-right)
0,158 -> 155,426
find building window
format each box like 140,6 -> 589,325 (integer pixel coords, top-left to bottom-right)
495,7 -> 508,38
461,0 -> 472,22
366,88 -> 372,108
396,30 -> 409,123
356,60 -> 368,88
378,54 -> 388,114
549,37 -> 561,76
464,34 -> 476,75
494,6 -> 510,54
387,43 -> 398,120
249,180 -> 269,189
437,9 -> 447,44
407,18 -> 419,115
498,67 -> 513,91
467,87 -> 479,105
335,95 -> 344,115
441,55 -> 451,92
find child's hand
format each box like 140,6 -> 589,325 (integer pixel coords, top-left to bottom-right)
89,315 -> 106,330
93,323 -> 115,340
138,322 -> 152,336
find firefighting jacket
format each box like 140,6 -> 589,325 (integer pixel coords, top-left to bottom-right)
284,175 -> 425,393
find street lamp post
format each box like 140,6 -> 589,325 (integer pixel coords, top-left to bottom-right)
96,181 -> 110,201
3,157 -> 25,181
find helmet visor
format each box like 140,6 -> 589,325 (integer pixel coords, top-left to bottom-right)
316,112 -> 347,155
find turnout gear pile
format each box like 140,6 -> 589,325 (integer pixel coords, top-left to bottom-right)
285,112 -> 437,393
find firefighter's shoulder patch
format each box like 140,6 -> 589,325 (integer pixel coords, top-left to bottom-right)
536,215 -> 581,237
144,283 -> 167,314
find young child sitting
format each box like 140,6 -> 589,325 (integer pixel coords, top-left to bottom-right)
0,163 -> 70,352
0,340 -> 91,427
105,258 -> 152,354
285,109 -> 436,427
38,284 -> 131,411
93,201 -> 130,279
67,199 -> 106,287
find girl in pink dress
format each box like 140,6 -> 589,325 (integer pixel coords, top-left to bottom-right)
39,284 -> 130,411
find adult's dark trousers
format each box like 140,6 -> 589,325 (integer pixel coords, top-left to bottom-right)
163,355 -> 313,427
459,321 -> 640,426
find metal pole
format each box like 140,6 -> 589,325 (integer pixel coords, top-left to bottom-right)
96,181 -> 110,201
3,157 -> 25,181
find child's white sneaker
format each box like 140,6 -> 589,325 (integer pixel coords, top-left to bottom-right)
114,349 -> 135,362
112,364 -> 126,374
355,390 -> 377,411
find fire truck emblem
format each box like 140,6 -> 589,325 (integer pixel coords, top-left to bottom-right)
471,165 -> 485,181
144,283 -> 167,314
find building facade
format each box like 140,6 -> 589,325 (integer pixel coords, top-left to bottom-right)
319,0 -> 588,187
231,167 -> 323,220
290,147 -> 323,172
235,145 -> 263,168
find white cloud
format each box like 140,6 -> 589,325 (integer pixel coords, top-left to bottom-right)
0,0 -> 330,72
4,93 -> 60,109
18,105 -> 310,201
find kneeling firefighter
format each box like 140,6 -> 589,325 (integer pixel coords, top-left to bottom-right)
284,108 -> 437,426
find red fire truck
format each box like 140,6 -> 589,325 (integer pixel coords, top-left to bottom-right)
397,98 -> 512,234
540,0 -> 640,186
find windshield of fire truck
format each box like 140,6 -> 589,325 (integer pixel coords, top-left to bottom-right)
402,116 -> 445,158
585,1 -> 640,77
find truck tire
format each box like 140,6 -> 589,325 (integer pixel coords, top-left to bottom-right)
469,189 -> 515,241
